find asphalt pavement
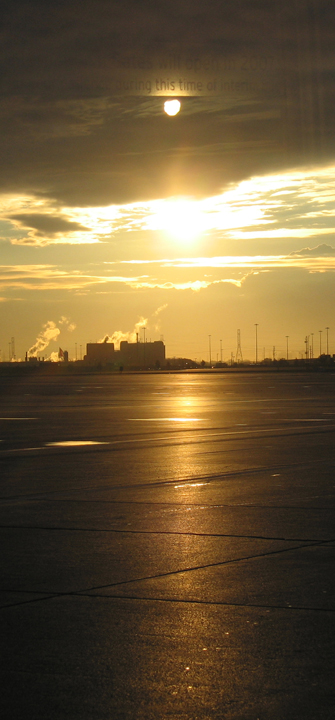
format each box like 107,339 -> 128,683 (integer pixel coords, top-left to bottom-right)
1,370 -> 334,719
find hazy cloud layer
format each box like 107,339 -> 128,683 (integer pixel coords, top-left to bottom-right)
1,1 -> 335,206
2,246 -> 335,297
290,244 -> 335,257
1,164 -> 335,248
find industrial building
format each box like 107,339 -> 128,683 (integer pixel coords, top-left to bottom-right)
85,342 -> 115,364
85,340 -> 165,368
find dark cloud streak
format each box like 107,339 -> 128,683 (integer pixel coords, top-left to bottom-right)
8,214 -> 89,236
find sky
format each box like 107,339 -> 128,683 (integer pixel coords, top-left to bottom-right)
1,0 -> 335,362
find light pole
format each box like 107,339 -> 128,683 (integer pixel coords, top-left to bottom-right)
326,327 -> 330,355
143,327 -> 146,365
305,335 -> 309,360
286,335 -> 289,361
319,330 -> 322,356
255,324 -> 258,364
208,335 -> 212,366
220,339 -> 222,363
311,333 -> 314,359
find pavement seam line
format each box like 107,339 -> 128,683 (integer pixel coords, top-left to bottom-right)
0,524 -> 322,542
1,589 -> 334,614
74,593 -> 335,613
70,537 -> 335,595
2,539 -> 332,607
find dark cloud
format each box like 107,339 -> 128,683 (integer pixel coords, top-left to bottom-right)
0,1 -> 334,205
8,214 -> 89,236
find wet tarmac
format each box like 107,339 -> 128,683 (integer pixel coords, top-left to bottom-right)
1,371 -> 334,719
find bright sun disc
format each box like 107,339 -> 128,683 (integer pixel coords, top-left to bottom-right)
164,99 -> 181,116
147,198 -> 208,242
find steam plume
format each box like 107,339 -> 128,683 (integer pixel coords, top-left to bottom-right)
28,316 -> 76,358
98,307 -> 168,348
99,316 -> 148,348
28,321 -> 61,357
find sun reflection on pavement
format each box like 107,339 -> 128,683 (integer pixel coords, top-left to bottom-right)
128,417 -> 202,422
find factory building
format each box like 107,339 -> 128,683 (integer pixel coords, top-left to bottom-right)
85,340 -> 165,368
86,342 -> 115,364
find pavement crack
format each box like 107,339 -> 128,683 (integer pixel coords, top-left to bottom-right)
0,525 -> 326,543
74,594 -> 335,613
0,524 -> 323,542
0,593 -> 63,610
72,538 -> 334,595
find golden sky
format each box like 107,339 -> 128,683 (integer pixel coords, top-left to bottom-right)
1,1 -> 334,361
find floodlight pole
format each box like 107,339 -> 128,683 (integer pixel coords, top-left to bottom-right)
255,324 -> 259,364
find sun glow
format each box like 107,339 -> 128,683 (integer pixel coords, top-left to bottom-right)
4,165 -> 335,248
164,99 -> 181,116
146,198 -> 208,242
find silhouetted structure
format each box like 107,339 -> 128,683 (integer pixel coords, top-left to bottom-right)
85,340 -> 165,368
86,342 -> 115,364
236,329 -> 243,363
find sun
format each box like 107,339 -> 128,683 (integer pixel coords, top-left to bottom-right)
164,99 -> 181,116
147,198 -> 208,242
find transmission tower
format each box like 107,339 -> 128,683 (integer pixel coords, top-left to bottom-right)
236,329 -> 243,363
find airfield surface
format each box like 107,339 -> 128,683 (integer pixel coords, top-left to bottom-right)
1,370 -> 334,719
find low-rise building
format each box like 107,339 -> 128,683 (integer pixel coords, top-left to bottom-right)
85,340 -> 165,368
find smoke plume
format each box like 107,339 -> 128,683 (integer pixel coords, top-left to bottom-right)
98,307 -> 168,348
59,316 -> 76,332
99,316 -> 148,348
48,351 -> 61,362
28,316 -> 76,358
152,304 -> 168,331
28,321 -> 60,357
